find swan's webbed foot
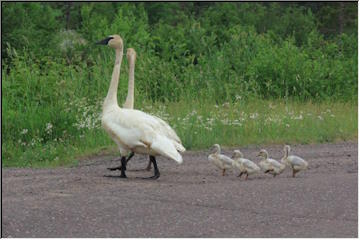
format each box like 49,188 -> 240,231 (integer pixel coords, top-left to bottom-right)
107,166 -> 122,171
140,173 -> 160,180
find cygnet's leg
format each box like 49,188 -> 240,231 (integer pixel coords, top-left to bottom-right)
238,172 -> 243,178
141,155 -> 160,179
245,173 -> 249,180
107,152 -> 134,171
292,169 -> 299,178
222,169 -> 226,176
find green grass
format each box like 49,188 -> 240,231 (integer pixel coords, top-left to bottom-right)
2,99 -> 357,168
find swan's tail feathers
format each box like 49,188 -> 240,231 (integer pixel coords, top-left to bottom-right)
151,135 -> 183,164
304,161 -> 309,169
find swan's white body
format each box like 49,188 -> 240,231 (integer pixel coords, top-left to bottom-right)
258,149 -> 285,177
100,35 -> 185,168
102,106 -> 185,163
281,145 -> 308,177
232,150 -> 260,178
208,144 -> 234,176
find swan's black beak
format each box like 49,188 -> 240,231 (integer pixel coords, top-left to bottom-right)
96,36 -> 113,45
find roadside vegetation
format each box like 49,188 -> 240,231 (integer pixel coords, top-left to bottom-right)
2,2 -> 357,167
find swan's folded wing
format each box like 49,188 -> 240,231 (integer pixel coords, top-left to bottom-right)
268,159 -> 282,168
259,160 -> 273,171
152,115 -> 182,142
121,109 -> 186,151
103,118 -> 146,149
243,159 -> 260,171
288,155 -> 308,167
219,154 -> 233,166
151,134 -> 183,164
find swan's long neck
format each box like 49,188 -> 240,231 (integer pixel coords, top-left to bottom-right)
104,48 -> 123,109
123,56 -> 135,109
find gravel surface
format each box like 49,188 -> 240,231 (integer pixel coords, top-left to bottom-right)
2,141 -> 358,237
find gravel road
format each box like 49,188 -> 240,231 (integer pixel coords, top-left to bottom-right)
2,141 -> 357,237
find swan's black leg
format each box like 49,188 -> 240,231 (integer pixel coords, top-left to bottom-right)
126,152 -> 135,163
119,156 -> 127,178
107,152 -> 134,171
140,156 -> 160,179
151,156 -> 160,179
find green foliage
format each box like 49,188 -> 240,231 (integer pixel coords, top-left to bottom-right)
1,2 -> 358,167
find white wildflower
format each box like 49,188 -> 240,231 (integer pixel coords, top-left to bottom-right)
292,114 -> 303,120
250,113 -> 259,119
20,129 -> 28,135
45,123 -> 53,134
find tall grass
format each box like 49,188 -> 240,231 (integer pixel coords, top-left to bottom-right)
3,96 -> 357,167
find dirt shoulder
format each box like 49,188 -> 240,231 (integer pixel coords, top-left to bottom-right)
2,141 -> 358,237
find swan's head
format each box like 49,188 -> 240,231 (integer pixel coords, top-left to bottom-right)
284,145 -> 291,153
210,144 -> 221,153
127,48 -> 137,62
257,149 -> 268,159
232,150 -> 243,159
96,34 -> 123,49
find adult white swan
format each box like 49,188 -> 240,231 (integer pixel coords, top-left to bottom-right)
107,48 -> 152,172
97,35 -> 185,179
